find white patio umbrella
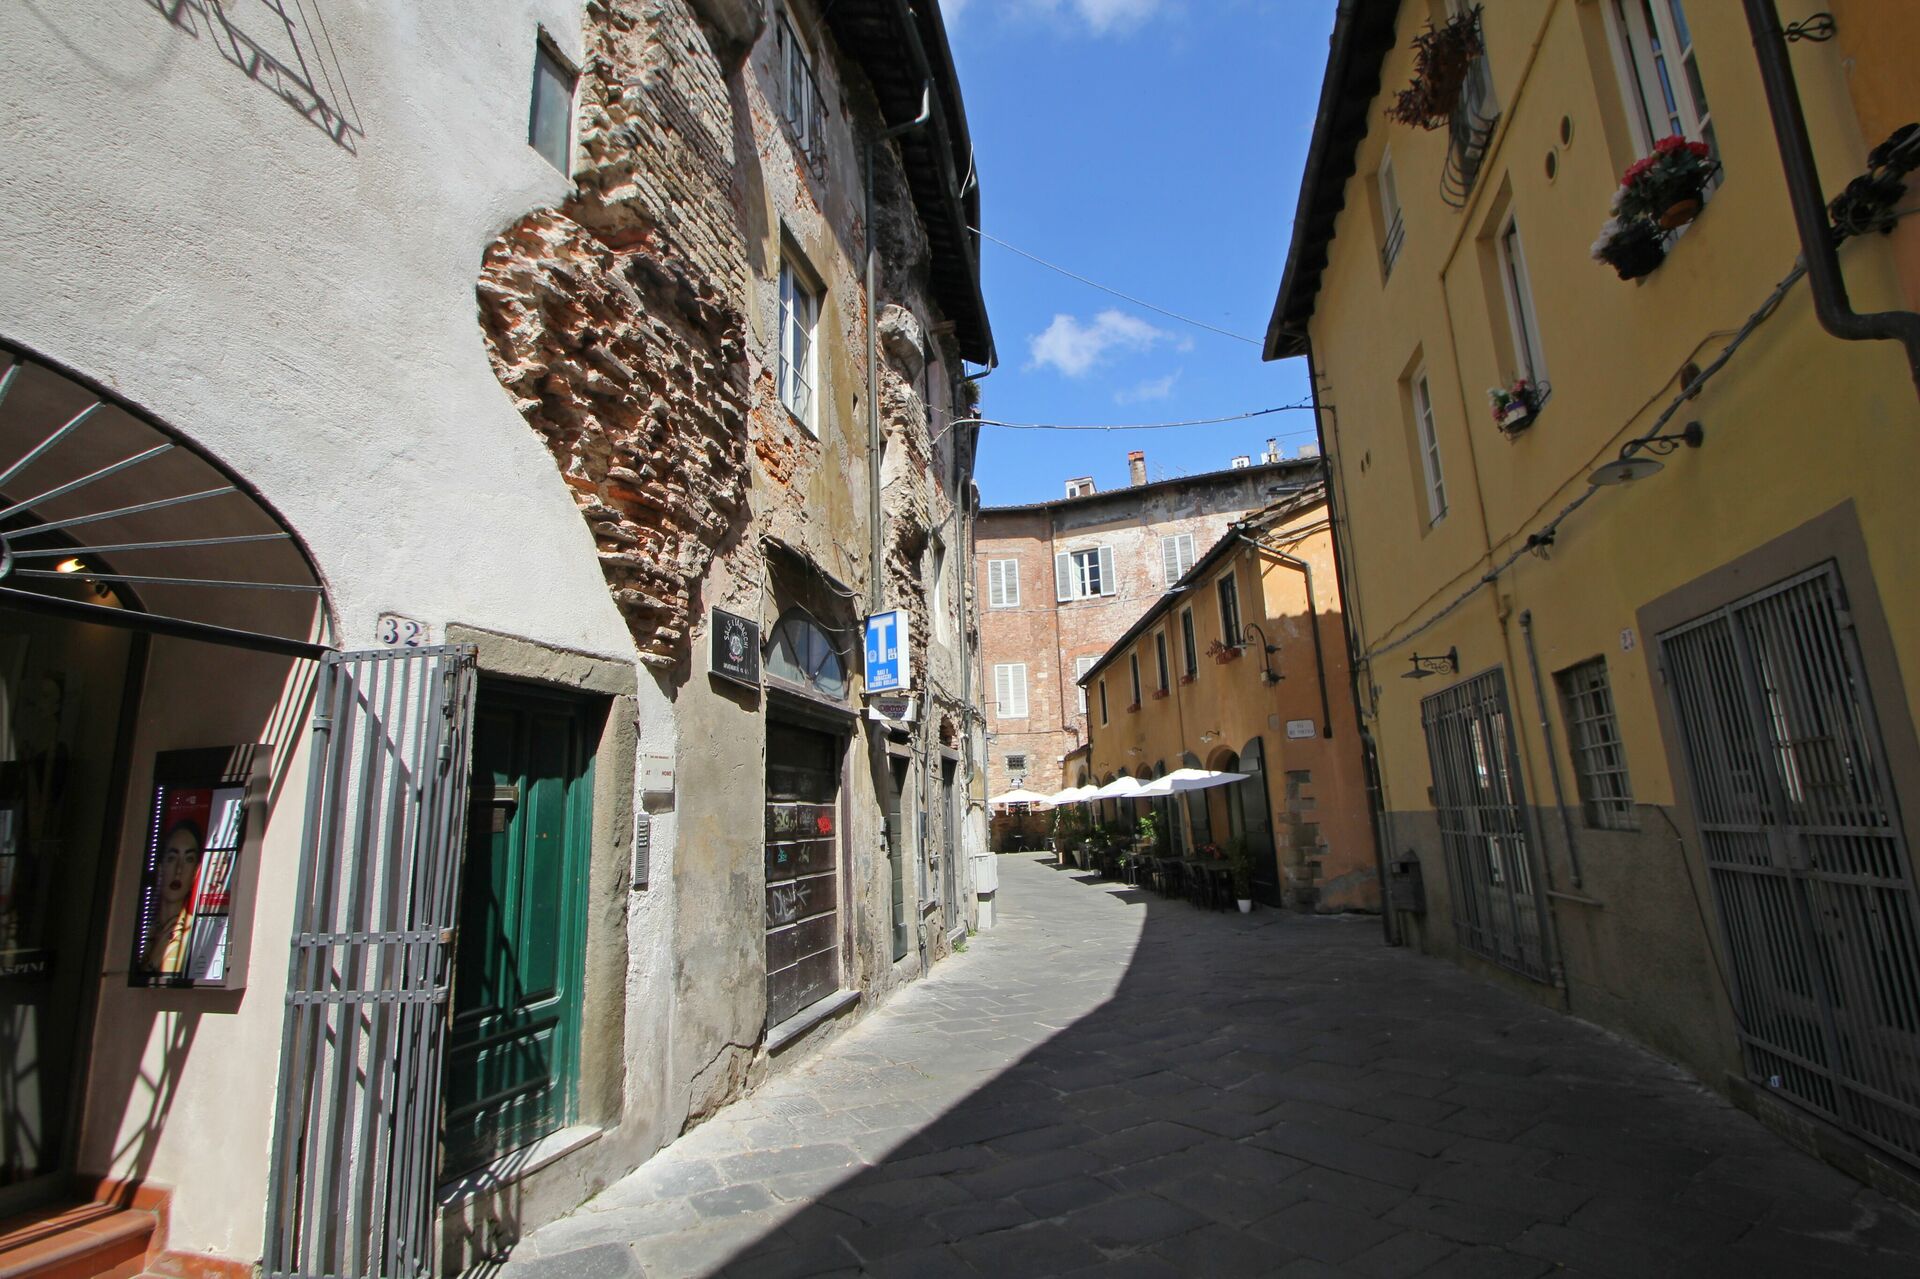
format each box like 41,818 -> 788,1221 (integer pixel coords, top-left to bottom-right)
1045,784 -> 1100,805
1134,767 -> 1250,797
1088,775 -> 1148,801
988,787 -> 1053,808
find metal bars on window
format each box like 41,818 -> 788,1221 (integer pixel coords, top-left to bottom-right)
1441,11 -> 1498,210
1557,658 -> 1637,830
1659,564 -> 1920,1169
1421,668 -> 1551,982
776,13 -> 827,178
263,646 -> 479,1279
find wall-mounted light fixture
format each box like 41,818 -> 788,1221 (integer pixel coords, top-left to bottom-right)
1240,623 -> 1284,685
1589,420 -> 1705,486
1404,647 -> 1459,680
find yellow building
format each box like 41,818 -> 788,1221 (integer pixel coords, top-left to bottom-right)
1266,0 -> 1920,1188
1080,486 -> 1379,911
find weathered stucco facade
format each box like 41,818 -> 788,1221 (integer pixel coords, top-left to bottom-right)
0,0 -> 991,1271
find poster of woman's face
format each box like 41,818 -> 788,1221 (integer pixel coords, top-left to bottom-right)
132,781 -> 244,986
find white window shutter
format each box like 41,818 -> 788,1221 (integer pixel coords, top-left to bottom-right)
1003,560 -> 1019,607
994,665 -> 1011,716
1097,545 -> 1116,596
1008,665 -> 1028,717
988,560 -> 1004,607
1055,552 -> 1074,602
1161,537 -> 1179,585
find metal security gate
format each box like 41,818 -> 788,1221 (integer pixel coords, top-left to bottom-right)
264,646 -> 479,1279
1660,564 -> 1920,1167
1421,669 -> 1551,982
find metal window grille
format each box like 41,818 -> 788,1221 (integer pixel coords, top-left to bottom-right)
1557,657 -> 1637,830
1005,754 -> 1027,775
263,646 -> 479,1279
776,14 -> 827,177
1421,668 -> 1551,982
1659,563 -> 1920,1169
1441,14 -> 1499,210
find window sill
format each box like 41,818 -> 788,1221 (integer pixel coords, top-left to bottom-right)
1179,674 -> 1197,686
1125,703 -> 1142,714
767,987 -> 860,1054
783,405 -> 820,438
1150,689 -> 1169,701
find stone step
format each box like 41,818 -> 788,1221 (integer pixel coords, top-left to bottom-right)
0,1202 -> 155,1279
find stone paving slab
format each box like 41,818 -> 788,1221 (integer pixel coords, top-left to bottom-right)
499,853 -> 1920,1278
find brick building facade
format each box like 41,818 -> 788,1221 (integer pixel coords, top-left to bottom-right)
975,451 -> 1318,821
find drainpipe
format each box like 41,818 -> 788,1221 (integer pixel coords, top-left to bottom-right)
864,84 -> 933,614
1742,0 -> 1920,398
1518,609 -> 1584,891
1305,343 -> 1397,944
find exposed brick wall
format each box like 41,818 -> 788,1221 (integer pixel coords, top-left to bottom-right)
476,0 -> 754,668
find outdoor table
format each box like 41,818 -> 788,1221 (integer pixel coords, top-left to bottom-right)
1183,858 -> 1232,911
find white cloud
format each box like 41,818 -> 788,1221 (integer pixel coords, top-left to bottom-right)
1115,370 -> 1181,404
1027,309 -> 1174,377
1019,0 -> 1165,36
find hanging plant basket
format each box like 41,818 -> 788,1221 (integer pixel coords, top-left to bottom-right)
1488,379 -> 1545,437
1386,6 -> 1485,131
1591,217 -> 1668,281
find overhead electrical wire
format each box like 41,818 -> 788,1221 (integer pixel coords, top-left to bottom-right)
971,227 -> 1263,347
927,401 -> 1321,445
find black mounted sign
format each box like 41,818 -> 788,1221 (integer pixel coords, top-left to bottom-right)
711,607 -> 761,689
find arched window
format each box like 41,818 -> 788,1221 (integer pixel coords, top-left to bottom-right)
765,609 -> 848,700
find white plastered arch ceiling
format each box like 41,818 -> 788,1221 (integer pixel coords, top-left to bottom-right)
0,344 -> 327,657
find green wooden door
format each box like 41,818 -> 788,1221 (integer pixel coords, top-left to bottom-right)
442,683 -> 592,1175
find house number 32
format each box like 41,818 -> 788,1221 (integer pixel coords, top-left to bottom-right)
377,612 -> 430,648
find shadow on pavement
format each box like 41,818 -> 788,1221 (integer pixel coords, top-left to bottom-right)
696,856 -> 1920,1278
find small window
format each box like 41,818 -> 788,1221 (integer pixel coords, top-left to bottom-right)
779,254 -> 821,432
1075,655 -> 1096,715
1497,216 -> 1548,388
1055,546 -> 1116,602
1129,653 -> 1142,707
1065,477 -> 1096,498
1005,753 -> 1028,776
1180,608 -> 1198,679
528,36 -> 578,174
1159,534 -> 1196,585
1155,631 -> 1169,693
1608,0 -> 1715,161
1217,571 -> 1243,650
765,610 -> 847,700
1558,658 -> 1637,829
929,537 -> 949,643
1099,678 -> 1109,726
776,12 -> 824,169
1412,370 -> 1448,525
1378,147 -> 1405,275
993,663 -> 1028,719
987,558 -> 1020,609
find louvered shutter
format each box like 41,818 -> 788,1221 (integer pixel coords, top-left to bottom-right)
1000,560 -> 1018,607
1097,545 -> 1116,596
1161,537 -> 1181,585
1007,665 -> 1027,717
987,560 -> 1005,608
994,664 -> 1010,717
1055,552 -> 1074,601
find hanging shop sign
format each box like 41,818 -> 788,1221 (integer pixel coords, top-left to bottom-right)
863,609 -> 909,694
866,693 -> 918,724
710,607 -> 761,688
130,746 -> 270,990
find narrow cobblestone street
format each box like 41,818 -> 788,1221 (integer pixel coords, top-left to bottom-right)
501,855 -> 1920,1278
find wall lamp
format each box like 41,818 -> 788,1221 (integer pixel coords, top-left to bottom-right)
1589,420 -> 1705,486
1241,623 -> 1284,685
1404,647 -> 1459,680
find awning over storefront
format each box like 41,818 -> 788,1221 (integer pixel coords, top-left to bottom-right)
0,346 -> 326,657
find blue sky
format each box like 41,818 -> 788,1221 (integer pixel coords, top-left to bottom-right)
944,0 -> 1334,506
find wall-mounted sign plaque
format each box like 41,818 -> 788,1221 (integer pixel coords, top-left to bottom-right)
711,607 -> 761,688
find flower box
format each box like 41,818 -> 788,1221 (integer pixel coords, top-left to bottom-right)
1488,379 -> 1545,437
1591,217 -> 1667,280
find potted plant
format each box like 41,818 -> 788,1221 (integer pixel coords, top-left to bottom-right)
1487,379 -> 1543,434
1617,135 -> 1716,229
1136,811 -> 1159,847
1386,5 -> 1484,131
1224,837 -> 1254,913
1591,216 -> 1667,281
